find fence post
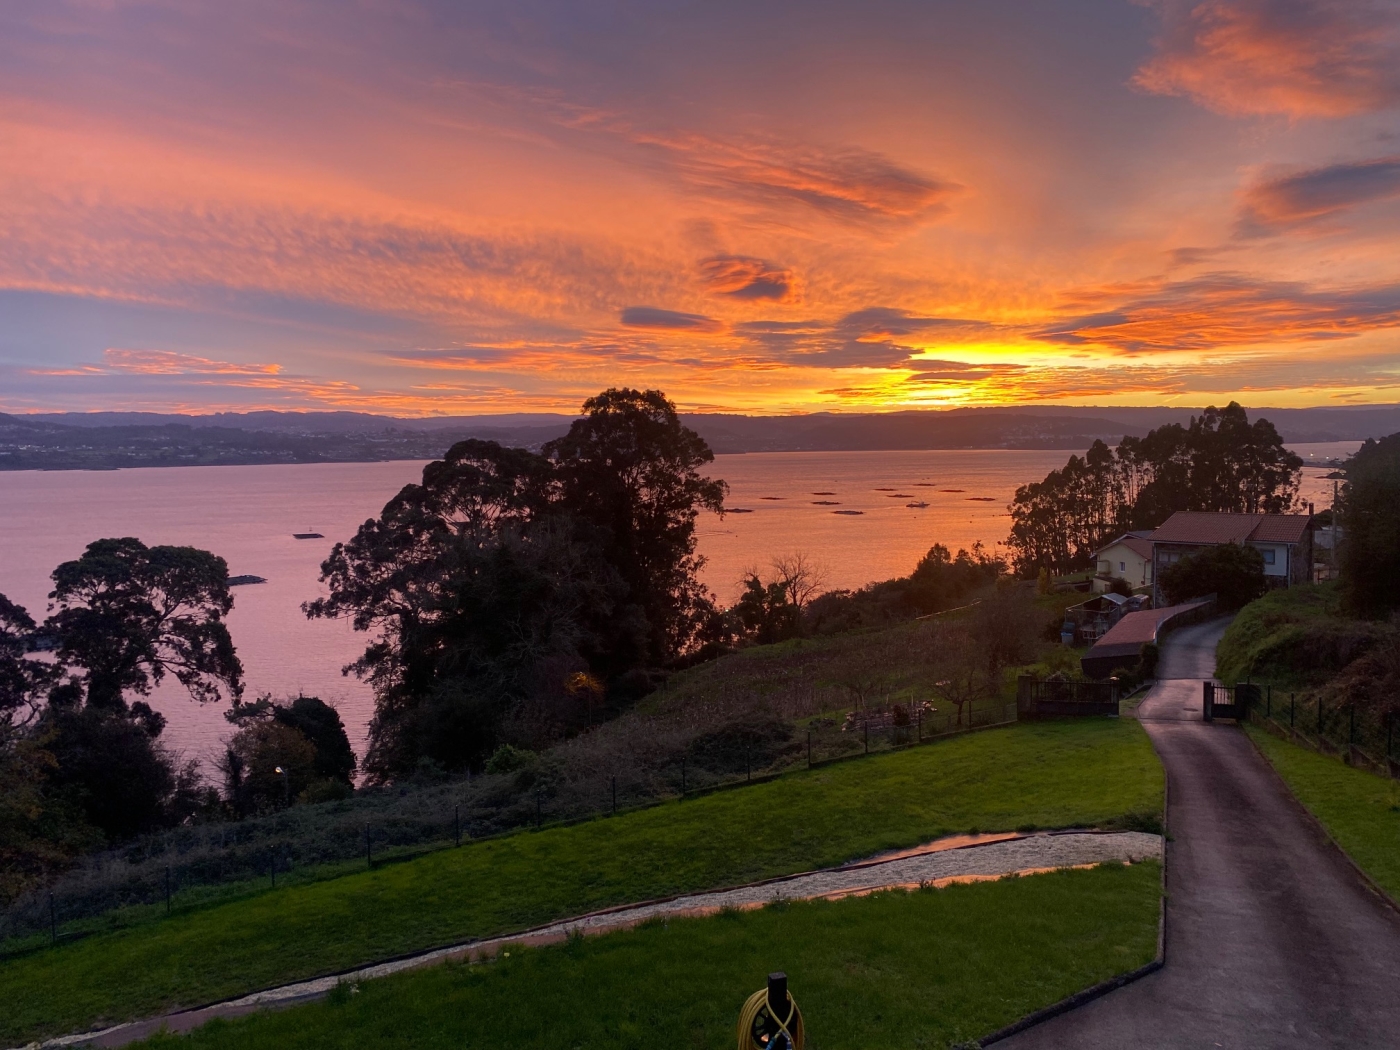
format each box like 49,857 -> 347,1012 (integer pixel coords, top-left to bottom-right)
917,706 -> 922,742
165,866 -> 172,915
455,805 -> 461,848
49,892 -> 56,946
746,745 -> 751,781
863,719 -> 869,754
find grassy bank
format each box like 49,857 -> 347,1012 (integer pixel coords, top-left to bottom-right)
1246,725 -> 1400,902
139,862 -> 1162,1050
1215,582 -> 1389,687
1,718 -> 1161,1044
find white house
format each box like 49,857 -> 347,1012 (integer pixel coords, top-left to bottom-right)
1093,531 -> 1155,593
1150,511 -> 1314,605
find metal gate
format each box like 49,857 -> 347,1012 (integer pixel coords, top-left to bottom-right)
1203,682 -> 1260,722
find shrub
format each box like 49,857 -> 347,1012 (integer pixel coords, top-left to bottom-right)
484,744 -> 535,775
1160,542 -> 1265,611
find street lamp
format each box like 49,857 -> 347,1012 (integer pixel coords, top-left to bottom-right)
274,765 -> 289,806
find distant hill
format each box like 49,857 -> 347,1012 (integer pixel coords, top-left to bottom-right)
4,404 -> 1396,470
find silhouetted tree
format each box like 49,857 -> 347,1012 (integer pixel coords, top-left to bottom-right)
46,538 -> 243,710
545,388 -> 727,663
308,392 -> 725,781
0,594 -> 53,730
1339,432 -> 1400,618
1007,404 -> 1301,575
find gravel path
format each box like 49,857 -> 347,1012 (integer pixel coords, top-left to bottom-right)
49,830 -> 1160,1048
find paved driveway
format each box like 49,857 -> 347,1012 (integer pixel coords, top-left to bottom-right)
1001,617 -> 1400,1049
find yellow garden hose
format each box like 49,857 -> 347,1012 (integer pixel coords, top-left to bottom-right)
736,974 -> 805,1050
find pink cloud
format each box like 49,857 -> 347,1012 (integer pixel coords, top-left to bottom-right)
1134,0 -> 1400,117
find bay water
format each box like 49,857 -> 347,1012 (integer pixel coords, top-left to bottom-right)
0,444 -> 1355,769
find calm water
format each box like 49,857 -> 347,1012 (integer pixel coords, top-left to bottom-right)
0,443 -> 1357,769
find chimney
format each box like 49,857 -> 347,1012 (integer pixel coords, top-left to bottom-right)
1308,502 -> 1314,517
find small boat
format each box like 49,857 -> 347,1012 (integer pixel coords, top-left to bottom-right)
966,497 -> 996,502
228,574 -> 268,586
906,501 -> 929,509
940,489 -> 965,493
811,491 -> 836,495
811,500 -> 840,506
873,487 -> 895,491
833,509 -> 865,516
914,482 -> 937,487
759,496 -> 785,500
293,532 -> 325,539
725,507 -> 754,513
888,493 -> 914,498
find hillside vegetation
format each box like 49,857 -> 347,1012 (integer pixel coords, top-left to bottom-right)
1215,583 -> 1392,688
0,718 -> 1161,1045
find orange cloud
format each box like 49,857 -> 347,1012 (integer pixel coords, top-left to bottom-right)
699,255 -> 797,301
1134,0 -> 1400,118
1036,272 -> 1400,351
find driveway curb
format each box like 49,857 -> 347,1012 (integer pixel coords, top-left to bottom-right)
1242,723 -> 1400,918
978,739 -> 1169,1048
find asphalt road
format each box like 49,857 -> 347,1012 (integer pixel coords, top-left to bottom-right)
1001,617 -> 1400,1049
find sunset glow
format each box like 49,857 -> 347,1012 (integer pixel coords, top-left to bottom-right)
3,0 -> 1400,414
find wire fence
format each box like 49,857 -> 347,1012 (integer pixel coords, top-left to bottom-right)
1246,683 -> 1399,779
1,698 -> 1018,955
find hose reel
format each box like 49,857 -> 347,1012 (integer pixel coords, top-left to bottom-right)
736,972 -> 804,1050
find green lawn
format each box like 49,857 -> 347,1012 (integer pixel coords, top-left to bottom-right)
1246,725 -> 1400,902
140,863 -> 1162,1050
2,718 -> 1162,1045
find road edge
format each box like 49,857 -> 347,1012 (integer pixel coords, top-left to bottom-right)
1241,723 -> 1400,918
979,722 -> 1170,1048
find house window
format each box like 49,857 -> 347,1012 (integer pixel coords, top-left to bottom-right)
1261,549 -> 1276,565
1119,561 -> 1126,572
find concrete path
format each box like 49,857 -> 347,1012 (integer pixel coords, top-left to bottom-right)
1001,617 -> 1400,1049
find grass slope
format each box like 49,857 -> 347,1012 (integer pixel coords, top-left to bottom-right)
1246,726 -> 1400,902
1216,582 -> 1389,687
142,863 -> 1162,1050
1,719 -> 1161,1044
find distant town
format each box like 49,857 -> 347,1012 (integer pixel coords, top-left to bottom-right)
3,404 -> 1397,471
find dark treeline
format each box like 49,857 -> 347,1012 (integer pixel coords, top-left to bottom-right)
1006,402 -> 1303,576
0,386 -> 1012,903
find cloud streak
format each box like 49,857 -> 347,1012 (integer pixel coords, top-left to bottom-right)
1237,155 -> 1400,233
1037,272 -> 1400,352
1134,0 -> 1400,117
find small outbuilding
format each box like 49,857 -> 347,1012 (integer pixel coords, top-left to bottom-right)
1080,599 -> 1212,679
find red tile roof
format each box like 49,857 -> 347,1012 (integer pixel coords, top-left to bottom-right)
1095,533 -> 1155,561
1151,511 -> 1311,546
1085,600 -> 1210,659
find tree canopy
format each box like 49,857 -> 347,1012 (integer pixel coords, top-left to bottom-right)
47,538 -> 243,710
1159,542 -> 1267,611
1338,432 -> 1400,618
307,388 -> 727,781
1007,403 -> 1301,575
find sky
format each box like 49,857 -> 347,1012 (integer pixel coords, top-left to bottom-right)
3,0 -> 1400,416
